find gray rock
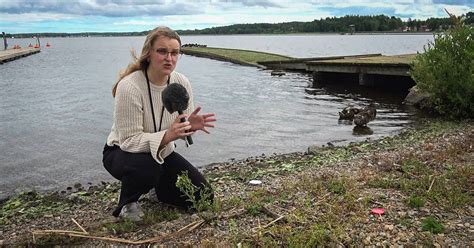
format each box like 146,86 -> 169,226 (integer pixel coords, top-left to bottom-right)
403,86 -> 431,107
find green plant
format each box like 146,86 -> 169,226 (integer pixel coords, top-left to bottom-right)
175,171 -> 214,212
407,195 -> 426,209
245,202 -> 263,216
410,14 -> 474,118
327,178 -> 347,195
288,223 -> 331,247
421,216 -> 444,234
142,206 -> 180,224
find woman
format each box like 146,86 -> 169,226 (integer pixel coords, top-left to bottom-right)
103,26 -> 216,222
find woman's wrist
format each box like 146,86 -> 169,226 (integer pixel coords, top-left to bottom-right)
159,130 -> 173,150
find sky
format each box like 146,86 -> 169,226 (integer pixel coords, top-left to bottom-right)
0,0 -> 472,34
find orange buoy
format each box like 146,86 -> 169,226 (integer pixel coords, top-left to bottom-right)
28,43 -> 33,47
46,42 -> 51,47
34,44 -> 40,48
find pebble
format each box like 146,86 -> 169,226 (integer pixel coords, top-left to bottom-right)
363,237 -> 371,245
464,223 -> 470,228
385,224 -> 394,231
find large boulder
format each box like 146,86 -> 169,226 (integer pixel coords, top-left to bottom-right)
403,86 -> 431,108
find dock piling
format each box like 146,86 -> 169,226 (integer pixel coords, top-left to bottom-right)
2,32 -> 7,50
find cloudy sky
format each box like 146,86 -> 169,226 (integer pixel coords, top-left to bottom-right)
0,0 -> 472,34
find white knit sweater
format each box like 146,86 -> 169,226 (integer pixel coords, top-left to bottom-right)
106,70 -> 194,164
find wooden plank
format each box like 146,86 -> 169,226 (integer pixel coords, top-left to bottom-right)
259,53 -> 383,64
0,48 -> 41,64
258,53 -> 385,71
306,54 -> 416,77
306,54 -> 416,66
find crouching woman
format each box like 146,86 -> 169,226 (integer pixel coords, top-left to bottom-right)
102,26 -> 216,221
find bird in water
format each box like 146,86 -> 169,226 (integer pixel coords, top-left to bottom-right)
338,105 -> 361,120
353,103 -> 377,126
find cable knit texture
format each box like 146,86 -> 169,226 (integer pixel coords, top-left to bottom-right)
106,70 -> 194,164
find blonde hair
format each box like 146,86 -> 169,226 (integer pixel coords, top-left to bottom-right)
112,26 -> 181,97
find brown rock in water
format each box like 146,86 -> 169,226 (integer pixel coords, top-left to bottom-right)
353,125 -> 374,135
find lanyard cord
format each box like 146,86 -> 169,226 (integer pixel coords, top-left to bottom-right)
145,70 -> 170,132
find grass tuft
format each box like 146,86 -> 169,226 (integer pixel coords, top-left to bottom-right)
421,216 -> 444,234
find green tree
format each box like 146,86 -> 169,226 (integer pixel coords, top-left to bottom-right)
410,21 -> 474,118
465,11 -> 474,25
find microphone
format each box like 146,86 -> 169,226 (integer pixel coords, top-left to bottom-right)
162,83 -> 193,145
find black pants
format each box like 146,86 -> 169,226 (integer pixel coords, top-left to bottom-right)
102,144 -> 213,217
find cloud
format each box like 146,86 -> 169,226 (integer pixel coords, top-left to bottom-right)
0,0 -> 202,17
0,12 -> 75,22
432,0 -> 474,6
214,0 -> 282,8
1,0 -> 473,33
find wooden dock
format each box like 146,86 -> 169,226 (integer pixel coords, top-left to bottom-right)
181,46 -> 416,89
259,53 -> 416,88
0,47 -> 41,64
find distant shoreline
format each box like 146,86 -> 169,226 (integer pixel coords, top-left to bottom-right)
7,31 -> 435,39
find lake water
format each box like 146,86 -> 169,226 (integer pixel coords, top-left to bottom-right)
0,34 -> 433,199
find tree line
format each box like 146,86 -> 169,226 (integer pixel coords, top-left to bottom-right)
7,12 -> 473,38
177,12 -> 474,35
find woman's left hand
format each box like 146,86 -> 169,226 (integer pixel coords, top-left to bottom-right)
188,106 -> 216,134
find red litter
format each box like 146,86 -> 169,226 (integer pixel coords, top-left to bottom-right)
371,208 -> 385,215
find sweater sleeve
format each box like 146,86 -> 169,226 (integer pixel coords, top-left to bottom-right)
114,82 -> 171,164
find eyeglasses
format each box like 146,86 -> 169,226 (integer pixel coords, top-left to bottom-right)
155,48 -> 181,59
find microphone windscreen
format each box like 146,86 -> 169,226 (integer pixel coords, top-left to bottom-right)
162,83 -> 189,113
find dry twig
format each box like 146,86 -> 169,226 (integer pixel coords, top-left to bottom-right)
261,215 -> 285,229
31,218 -> 206,245
428,177 -> 436,192
71,218 -> 88,234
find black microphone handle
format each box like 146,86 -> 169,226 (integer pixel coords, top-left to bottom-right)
177,110 -> 193,145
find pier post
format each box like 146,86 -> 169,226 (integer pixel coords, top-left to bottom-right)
2,32 -> 7,50
359,73 -> 374,86
312,72 -> 324,87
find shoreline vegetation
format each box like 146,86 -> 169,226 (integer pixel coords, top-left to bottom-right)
0,118 -> 472,246
2,15 -> 472,246
6,12 -> 473,38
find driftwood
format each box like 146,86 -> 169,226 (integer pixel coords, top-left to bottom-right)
31,218 -> 206,245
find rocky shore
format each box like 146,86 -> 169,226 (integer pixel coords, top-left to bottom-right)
0,119 -> 472,246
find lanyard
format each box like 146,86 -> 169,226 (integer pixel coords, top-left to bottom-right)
145,70 -> 170,132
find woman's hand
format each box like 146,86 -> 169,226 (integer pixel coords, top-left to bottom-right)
162,114 -> 195,145
188,106 -> 216,134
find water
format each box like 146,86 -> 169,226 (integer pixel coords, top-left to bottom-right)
0,34 -> 433,199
